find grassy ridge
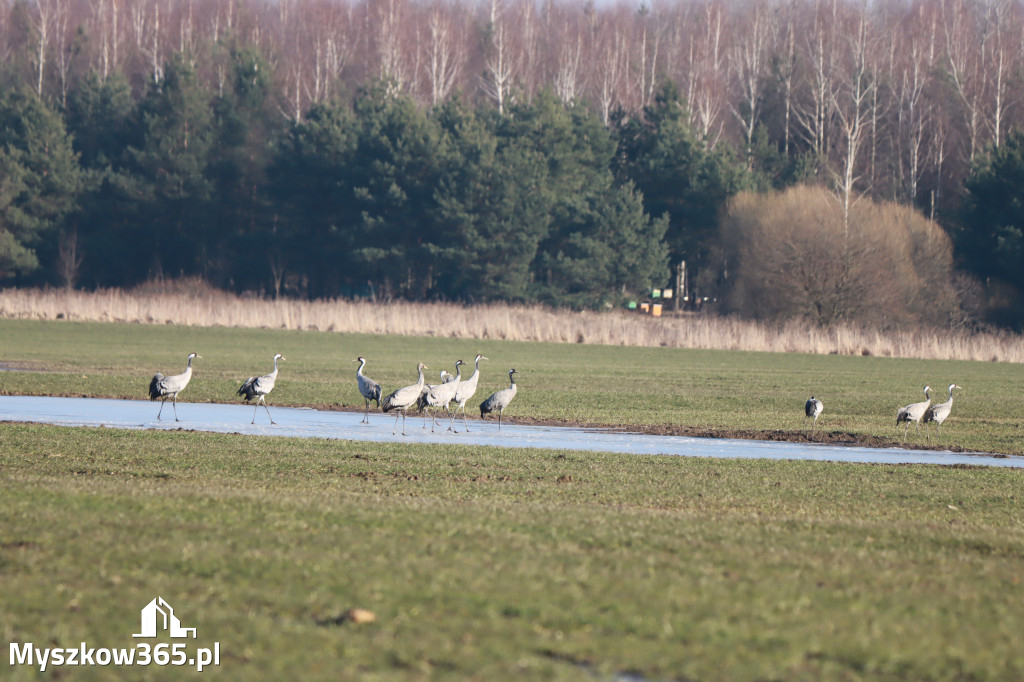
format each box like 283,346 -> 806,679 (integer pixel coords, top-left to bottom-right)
3,423 -> 1024,681
1,319 -> 1023,454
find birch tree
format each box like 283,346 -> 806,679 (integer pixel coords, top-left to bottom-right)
423,1 -> 463,106
830,5 -> 879,234
729,1 -> 772,165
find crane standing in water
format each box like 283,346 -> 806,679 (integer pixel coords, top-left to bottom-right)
354,357 -> 381,424
149,352 -> 201,421
382,362 -> 428,436
480,368 -> 518,431
238,353 -> 285,425
453,354 -> 488,431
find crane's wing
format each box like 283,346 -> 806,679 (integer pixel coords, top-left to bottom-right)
149,373 -> 165,400
238,376 -> 258,400
382,383 -> 421,412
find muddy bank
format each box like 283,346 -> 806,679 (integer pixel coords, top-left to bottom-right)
311,405 -> 994,456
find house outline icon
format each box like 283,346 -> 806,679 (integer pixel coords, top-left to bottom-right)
133,597 -> 197,638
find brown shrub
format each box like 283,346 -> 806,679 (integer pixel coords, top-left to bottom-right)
718,185 -> 960,329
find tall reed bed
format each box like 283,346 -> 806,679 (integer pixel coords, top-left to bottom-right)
1,285 -> 1021,362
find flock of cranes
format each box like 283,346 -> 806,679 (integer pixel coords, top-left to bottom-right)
148,352 -> 519,434
151,352 -> 963,444
806,382 -> 962,443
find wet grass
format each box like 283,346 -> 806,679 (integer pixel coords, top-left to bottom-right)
3,422 -> 1024,681
1,318 -> 1023,454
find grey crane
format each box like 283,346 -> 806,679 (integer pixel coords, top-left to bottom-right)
805,396 -> 823,439
354,357 -> 382,424
381,362 -> 428,435
417,369 -> 452,427
480,368 -> 518,430
453,354 -> 488,431
896,385 -> 931,440
426,360 -> 464,432
923,383 -> 961,441
148,352 -> 201,421
238,353 -> 285,424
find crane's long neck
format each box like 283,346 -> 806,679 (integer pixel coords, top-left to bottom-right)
357,358 -> 366,376
186,356 -> 194,369
416,366 -> 425,389
509,373 -> 517,387
272,356 -> 280,376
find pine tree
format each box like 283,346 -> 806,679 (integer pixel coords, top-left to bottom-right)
0,87 -> 82,282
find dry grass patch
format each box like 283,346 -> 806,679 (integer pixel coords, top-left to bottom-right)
1,283 -> 1022,362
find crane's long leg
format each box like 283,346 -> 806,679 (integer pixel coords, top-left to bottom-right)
263,400 -> 275,425
401,411 -> 408,436
445,406 -> 457,433
392,411 -> 400,435
157,397 -> 167,421
497,409 -> 502,431
362,399 -> 369,424
172,394 -> 180,422
251,401 -> 259,424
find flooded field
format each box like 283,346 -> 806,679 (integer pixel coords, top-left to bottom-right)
1,395 -> 1019,468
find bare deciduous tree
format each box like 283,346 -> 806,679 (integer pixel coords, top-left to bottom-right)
830,4 -> 879,234
728,1 -> 772,164
481,0 -> 517,114
794,0 -> 839,157
29,0 -> 57,97
423,1 -> 463,106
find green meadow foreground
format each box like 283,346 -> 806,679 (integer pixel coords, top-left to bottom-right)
2,319 -> 1024,680
3,425 -> 1024,681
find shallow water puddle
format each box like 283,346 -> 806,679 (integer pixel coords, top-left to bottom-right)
0,395 -> 1020,469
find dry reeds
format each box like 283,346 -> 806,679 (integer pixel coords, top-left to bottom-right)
1,284 -> 1021,363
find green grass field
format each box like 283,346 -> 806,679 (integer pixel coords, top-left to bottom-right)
3,319 -> 1024,680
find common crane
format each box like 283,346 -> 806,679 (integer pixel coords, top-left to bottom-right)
148,352 -> 200,421
453,354 -> 488,431
238,353 -> 285,424
426,360 -> 464,432
381,362 -> 427,435
480,368 -> 518,430
355,357 -> 381,423
805,396 -> 823,439
417,370 -> 451,427
923,384 -> 961,441
896,385 -> 931,441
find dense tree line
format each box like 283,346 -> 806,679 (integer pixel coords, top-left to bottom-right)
2,51 -> 722,307
2,0 -> 1024,324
